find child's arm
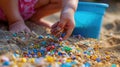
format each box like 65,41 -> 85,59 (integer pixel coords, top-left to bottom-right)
62,0 -> 78,13
0,0 -> 30,33
51,0 -> 78,40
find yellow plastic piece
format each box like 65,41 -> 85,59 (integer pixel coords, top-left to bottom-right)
66,58 -> 72,62
95,62 -> 104,67
17,62 -> 23,67
28,58 -> 35,63
21,58 -> 27,63
46,56 -> 54,63
106,55 -> 110,60
37,52 -> 42,57
90,55 -> 97,61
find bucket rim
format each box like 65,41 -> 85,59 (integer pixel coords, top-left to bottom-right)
79,2 -> 109,8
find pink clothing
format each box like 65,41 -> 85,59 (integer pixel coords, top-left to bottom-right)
0,0 -> 38,21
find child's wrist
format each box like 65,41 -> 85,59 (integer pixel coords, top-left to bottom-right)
62,8 -> 74,15
61,8 -> 75,19
9,19 -> 24,25
62,7 -> 75,14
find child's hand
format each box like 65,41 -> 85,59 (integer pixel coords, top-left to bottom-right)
9,21 -> 31,33
51,9 -> 75,40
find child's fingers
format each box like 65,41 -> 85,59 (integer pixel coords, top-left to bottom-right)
57,19 -> 66,29
51,21 -> 59,29
62,25 -> 74,40
51,18 -> 67,37
51,22 -> 59,34
62,29 -> 72,40
10,28 -> 19,33
51,21 -> 64,35
54,29 -> 64,37
51,26 -> 62,35
52,19 -> 67,36
24,27 -> 31,33
10,30 -> 15,34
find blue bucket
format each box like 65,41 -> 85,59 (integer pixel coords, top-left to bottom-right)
73,2 -> 109,38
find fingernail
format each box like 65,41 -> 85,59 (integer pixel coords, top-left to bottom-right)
56,27 -> 61,31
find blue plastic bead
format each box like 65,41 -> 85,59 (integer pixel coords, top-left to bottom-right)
58,52 -> 63,56
41,41 -> 46,45
48,64 -> 52,67
33,54 -> 38,58
84,51 -> 87,54
39,49 -> 45,56
40,49 -> 45,53
86,51 -> 91,55
13,33 -> 17,37
96,58 -> 101,62
28,50 -> 32,54
72,56 -> 76,60
81,64 -> 85,67
54,43 -> 59,46
61,33 -> 66,38
38,35 -> 44,39
61,63 -> 72,67
35,57 -> 44,64
71,61 -> 77,65
28,54 -> 32,58
47,34 -> 51,38
111,64 -> 116,67
3,61 -> 10,66
35,58 -> 41,63
14,53 -> 20,58
33,49 -> 38,53
85,62 -> 91,67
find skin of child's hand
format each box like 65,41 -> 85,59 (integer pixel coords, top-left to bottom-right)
51,8 -> 75,40
9,21 -> 31,33
51,0 -> 78,40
